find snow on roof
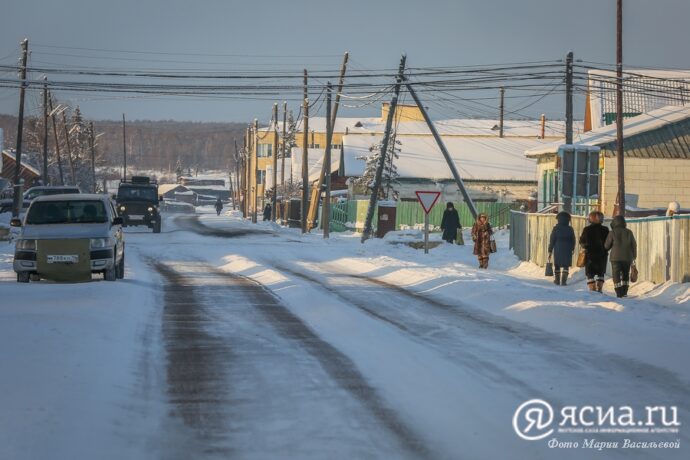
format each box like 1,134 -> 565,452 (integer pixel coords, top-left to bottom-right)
525,105 -> 690,158
158,183 -> 190,195
1,149 -> 41,176
342,134 -> 546,182
282,148 -> 341,184
264,117 -> 580,138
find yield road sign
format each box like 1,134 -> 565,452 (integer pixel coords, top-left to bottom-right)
415,191 -> 441,214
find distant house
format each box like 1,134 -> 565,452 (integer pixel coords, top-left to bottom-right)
158,183 -> 198,204
525,105 -> 690,215
177,175 -> 230,200
1,149 -> 41,188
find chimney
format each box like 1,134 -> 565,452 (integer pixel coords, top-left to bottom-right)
540,114 -> 546,139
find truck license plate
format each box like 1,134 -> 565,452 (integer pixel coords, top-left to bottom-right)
47,254 -> 79,264
129,215 -> 144,220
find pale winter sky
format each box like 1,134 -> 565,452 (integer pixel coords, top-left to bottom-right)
0,0 -> 689,123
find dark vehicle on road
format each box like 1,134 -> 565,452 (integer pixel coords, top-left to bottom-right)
0,185 -> 81,214
116,176 -> 161,233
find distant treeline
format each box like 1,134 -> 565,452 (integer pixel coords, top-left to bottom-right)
0,114 -> 248,172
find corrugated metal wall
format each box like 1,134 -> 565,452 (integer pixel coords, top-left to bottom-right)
510,212 -> 690,284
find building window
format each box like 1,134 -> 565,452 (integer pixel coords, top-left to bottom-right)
258,144 -> 272,158
257,170 -> 266,184
309,144 -> 320,149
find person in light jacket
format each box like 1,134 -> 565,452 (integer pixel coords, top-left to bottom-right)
604,215 -> 637,298
548,211 -> 576,286
579,211 -> 610,292
440,202 -> 462,244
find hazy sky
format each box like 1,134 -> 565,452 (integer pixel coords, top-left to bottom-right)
1,0 -> 689,123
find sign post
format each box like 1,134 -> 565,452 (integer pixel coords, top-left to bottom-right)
415,191 -> 442,254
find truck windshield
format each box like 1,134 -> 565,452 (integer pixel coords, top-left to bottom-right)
118,186 -> 157,202
26,200 -> 108,225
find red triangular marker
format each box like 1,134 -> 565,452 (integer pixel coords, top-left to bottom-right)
415,191 -> 442,214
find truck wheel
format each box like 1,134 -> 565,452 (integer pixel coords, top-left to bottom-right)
17,272 -> 30,283
104,257 -> 117,281
116,253 -> 125,279
153,220 -> 161,233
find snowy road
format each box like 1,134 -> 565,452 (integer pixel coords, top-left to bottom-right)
1,210 -> 688,459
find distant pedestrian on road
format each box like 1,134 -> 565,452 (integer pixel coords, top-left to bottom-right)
548,211 -> 576,286
263,203 -> 272,221
215,198 -> 223,216
471,213 -> 493,269
605,215 -> 637,298
579,211 -> 610,292
440,202 -> 462,244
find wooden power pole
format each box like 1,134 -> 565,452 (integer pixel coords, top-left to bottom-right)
499,87 -> 505,138
322,83 -> 332,238
361,55 -> 407,242
615,0 -> 626,217
307,52 -> 349,231
271,103 -> 279,221
89,122 -> 97,193
122,113 -> 127,181
42,77 -> 49,185
301,70 -> 309,233
253,119 -> 259,223
11,38 -> 29,218
61,111 -> 76,184
281,101 -> 287,196
48,94 -> 65,185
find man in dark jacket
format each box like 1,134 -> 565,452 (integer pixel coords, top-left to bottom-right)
440,202 -> 462,244
579,211 -> 610,292
263,203 -> 272,221
604,215 -> 637,298
548,211 -> 576,285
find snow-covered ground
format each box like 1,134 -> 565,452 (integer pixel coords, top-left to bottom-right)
1,208 -> 688,459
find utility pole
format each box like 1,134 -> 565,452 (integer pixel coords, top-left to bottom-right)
48,94 -> 65,185
89,122 -> 97,193
301,69 -> 309,233
499,87 -> 505,138
253,119 -> 259,223
362,55 -> 407,243
405,78 -> 479,221
122,114 -> 127,181
564,51 -> 575,213
233,138 -> 240,210
11,38 -> 29,218
565,51 -> 574,145
61,110 -> 76,185
307,52 -> 349,231
271,103 -> 279,221
615,0 -> 626,217
42,77 -> 49,185
323,83 -> 332,238
281,101 -> 287,196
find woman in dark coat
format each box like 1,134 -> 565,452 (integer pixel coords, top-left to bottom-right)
579,211 -> 610,292
548,211 -> 576,286
440,202 -> 462,243
262,203 -> 272,221
605,215 -> 637,298
471,213 -> 493,269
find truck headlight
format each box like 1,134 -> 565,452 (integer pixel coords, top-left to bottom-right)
16,239 -> 36,250
90,237 -> 115,249
119,205 -> 126,212
147,206 -> 154,212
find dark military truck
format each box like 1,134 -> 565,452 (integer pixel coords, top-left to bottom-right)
116,176 -> 162,233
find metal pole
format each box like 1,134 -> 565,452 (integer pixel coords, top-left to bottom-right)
404,80 -> 479,220
42,77 -> 49,185
424,213 -> 429,254
271,103 -> 279,221
361,55 -> 407,243
323,83 -> 332,238
615,0 -> 626,217
11,38 -> 29,218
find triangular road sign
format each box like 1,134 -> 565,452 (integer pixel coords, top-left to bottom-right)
415,191 -> 442,214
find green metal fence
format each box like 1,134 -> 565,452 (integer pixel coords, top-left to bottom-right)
329,200 -> 516,233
